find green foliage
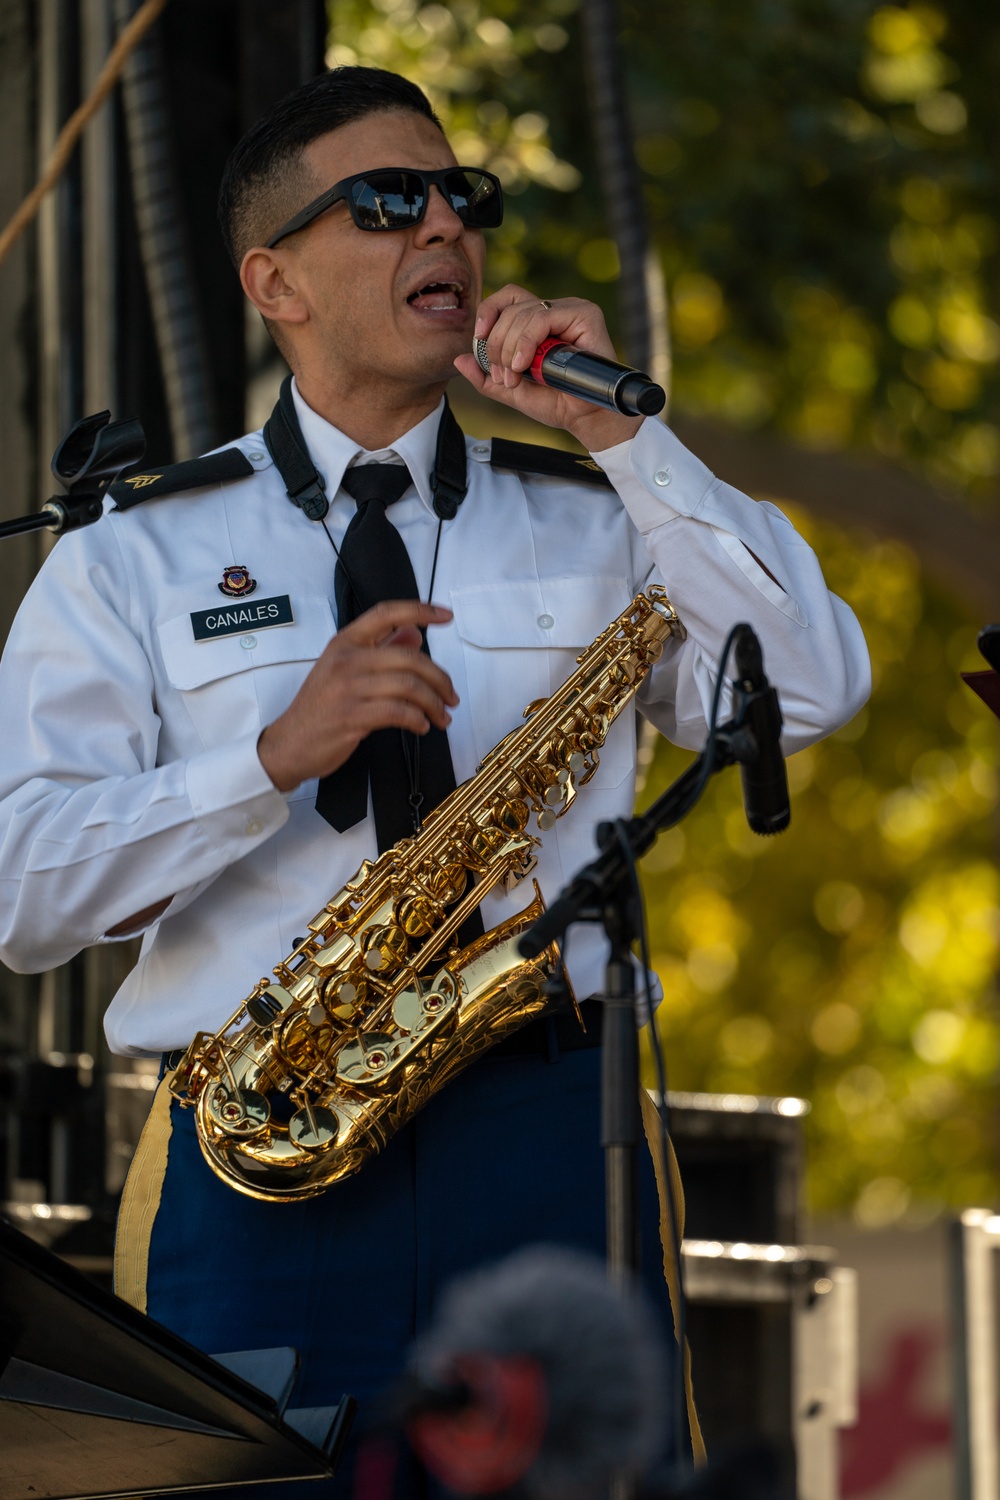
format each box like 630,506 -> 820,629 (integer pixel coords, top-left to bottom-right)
616,0 -> 1000,495
636,514 -> 1000,1224
325,1 -> 1000,1221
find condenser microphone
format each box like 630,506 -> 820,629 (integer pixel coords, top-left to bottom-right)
400,1245 -> 669,1498
473,336 -> 666,417
732,624 -> 790,836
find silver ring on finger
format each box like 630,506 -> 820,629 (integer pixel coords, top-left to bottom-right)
539,298 -> 553,311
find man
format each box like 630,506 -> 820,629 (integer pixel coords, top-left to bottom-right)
0,66 -> 868,1486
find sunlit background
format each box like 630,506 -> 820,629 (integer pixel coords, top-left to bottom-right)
323,0 -> 1000,1231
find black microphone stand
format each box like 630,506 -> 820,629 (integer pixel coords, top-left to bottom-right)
0,410 -> 145,542
519,670 -> 787,1477
522,707 -> 760,1282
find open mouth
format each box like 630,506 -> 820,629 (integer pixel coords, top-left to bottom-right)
406,281 -> 464,312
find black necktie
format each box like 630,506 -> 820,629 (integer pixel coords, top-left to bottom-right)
315,463 -> 462,855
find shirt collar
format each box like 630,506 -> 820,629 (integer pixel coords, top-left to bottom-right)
290,380 -> 445,516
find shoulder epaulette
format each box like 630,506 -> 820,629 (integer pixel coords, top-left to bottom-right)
488,437 -> 614,490
109,448 -> 255,511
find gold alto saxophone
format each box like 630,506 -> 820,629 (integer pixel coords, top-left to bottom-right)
169,586 -> 684,1201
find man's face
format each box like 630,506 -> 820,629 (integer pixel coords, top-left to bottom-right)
280,110 -> 487,393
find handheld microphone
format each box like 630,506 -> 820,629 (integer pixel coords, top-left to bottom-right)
401,1246 -> 669,1497
732,624 -> 790,835
473,336 -> 666,417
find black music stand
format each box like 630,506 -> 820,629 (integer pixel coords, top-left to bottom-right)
0,1215 -> 355,1499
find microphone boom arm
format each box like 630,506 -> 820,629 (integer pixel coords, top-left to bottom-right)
518,674 -> 786,959
0,410 -> 145,542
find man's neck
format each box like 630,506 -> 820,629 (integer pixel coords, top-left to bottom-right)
293,370 -> 448,452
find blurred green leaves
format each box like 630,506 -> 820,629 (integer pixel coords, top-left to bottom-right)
637,510 -> 1000,1224
325,0 -> 1000,1221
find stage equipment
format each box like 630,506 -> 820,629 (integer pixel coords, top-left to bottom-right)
516,623 -> 791,1478
400,1245 -> 668,1499
473,335 -> 665,417
0,1214 -> 354,1498
0,409 -> 145,542
169,587 -> 686,1201
950,1208 -> 1000,1500
962,622 -> 1000,721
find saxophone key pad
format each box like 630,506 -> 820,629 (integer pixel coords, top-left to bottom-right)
207,1086 -> 270,1137
288,1105 -> 339,1151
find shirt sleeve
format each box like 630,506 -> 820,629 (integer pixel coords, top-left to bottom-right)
0,523 -> 290,973
591,418 -> 871,751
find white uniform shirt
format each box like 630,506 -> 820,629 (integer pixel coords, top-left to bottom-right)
0,389 -> 870,1054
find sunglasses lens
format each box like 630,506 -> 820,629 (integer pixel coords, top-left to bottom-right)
347,169 -> 503,230
350,172 -> 425,229
446,171 -> 503,227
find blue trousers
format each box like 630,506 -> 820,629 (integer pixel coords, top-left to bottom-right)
122,1046 -> 677,1496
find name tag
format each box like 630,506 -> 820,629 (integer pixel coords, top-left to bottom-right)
191,594 -> 294,641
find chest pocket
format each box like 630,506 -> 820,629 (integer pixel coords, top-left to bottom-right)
155,595 -> 335,779
450,576 -> 634,790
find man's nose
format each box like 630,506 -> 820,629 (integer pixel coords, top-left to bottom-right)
415,183 -> 465,243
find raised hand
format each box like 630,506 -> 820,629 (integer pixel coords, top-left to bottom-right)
257,600 -> 459,793
453,285 -> 644,452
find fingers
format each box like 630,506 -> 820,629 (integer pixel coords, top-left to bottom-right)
343,599 -> 452,647
355,658 -> 457,728
473,285 -> 617,390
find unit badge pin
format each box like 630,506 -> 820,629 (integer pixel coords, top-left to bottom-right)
219,565 -> 257,598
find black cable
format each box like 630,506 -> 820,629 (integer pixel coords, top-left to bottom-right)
617,624 -> 744,1465
666,622 -> 744,829
612,818 -> 687,1466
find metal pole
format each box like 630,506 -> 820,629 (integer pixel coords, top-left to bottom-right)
951,1209 -> 1000,1500
579,0 -> 671,403
81,0 -> 118,417
116,0 -> 216,459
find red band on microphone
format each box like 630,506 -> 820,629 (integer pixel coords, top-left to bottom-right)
529,337 -> 566,385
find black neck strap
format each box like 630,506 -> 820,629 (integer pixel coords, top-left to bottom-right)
262,374 -> 468,523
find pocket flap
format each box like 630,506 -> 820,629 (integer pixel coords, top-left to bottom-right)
157,595 -> 335,690
451,576 -> 631,650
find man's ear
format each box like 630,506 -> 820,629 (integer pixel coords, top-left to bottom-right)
240,247 -> 309,328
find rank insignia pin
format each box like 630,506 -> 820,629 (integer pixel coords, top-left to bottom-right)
219,565 -> 257,598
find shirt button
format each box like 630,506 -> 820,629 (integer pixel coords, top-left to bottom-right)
472,444 -> 489,455
240,634 -> 257,649
537,613 -> 554,629
246,819 -> 262,836
654,467 -> 672,486
247,451 -> 265,461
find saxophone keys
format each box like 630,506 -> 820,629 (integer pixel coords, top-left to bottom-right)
206,1085 -> 270,1138
568,751 -> 586,775
544,785 -> 565,807
288,1105 -> 339,1151
494,798 -> 530,834
426,861 -> 467,905
363,924 -> 408,972
537,808 -> 557,831
393,989 -> 423,1033
397,894 -> 436,937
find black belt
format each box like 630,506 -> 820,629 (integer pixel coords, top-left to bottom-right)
162,1002 -> 603,1075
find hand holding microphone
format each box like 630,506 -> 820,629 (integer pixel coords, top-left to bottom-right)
473,334 -> 665,417
456,285 -> 665,446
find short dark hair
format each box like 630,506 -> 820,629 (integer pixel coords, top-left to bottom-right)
218,66 -> 442,266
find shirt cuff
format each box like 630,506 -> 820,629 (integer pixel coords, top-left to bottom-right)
185,731 -> 290,843
592,416 -> 717,532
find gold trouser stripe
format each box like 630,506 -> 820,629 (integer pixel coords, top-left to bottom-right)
114,1070 -> 176,1313
639,1085 -> 707,1465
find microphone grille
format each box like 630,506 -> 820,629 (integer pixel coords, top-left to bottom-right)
473,337 -> 491,375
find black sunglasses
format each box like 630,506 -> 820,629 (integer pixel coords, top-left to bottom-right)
265,166 -> 504,247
